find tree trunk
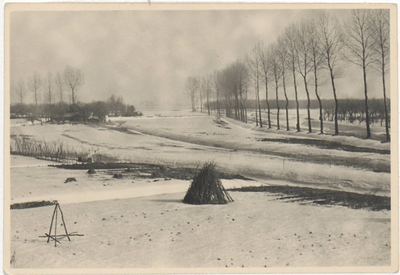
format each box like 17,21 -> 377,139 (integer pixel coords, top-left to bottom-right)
313,65 -> 323,134
257,79 -> 262,127
206,91 -> 210,115
265,78 -> 271,128
254,80 -> 258,126
362,59 -> 371,139
282,75 -> 289,131
200,93 -> 203,113
275,80 -> 280,130
35,90 -> 38,107
292,65 -> 300,132
381,54 -> 390,142
49,88 -> 52,106
303,76 -> 312,133
328,66 -> 339,135
216,88 -> 220,116
244,105 -> 247,123
191,90 -> 196,112
71,88 -> 75,105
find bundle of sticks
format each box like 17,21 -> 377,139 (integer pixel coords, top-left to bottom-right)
183,162 -> 233,205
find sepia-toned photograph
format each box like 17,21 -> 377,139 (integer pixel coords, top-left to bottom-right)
4,3 -> 398,274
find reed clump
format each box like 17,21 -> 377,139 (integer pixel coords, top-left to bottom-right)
10,137 -> 91,163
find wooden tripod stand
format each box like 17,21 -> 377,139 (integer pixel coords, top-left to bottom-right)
47,201 -> 70,247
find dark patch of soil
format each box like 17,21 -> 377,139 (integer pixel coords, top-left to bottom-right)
113,173 -> 124,179
87,169 -> 96,174
276,151 -> 389,173
229,185 -> 390,211
11,200 -> 54,210
50,162 -> 253,181
108,126 -> 141,135
259,138 -> 390,155
214,118 -> 231,129
64,177 -> 77,183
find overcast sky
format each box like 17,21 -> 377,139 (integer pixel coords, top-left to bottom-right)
9,8 -> 388,109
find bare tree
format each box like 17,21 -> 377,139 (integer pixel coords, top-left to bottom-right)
205,74 -> 213,115
186,76 -> 200,112
269,43 -> 282,130
370,9 -> 390,142
257,41 -> 271,128
213,71 -> 222,116
44,72 -> 54,105
63,65 -> 84,105
343,10 -> 373,138
218,61 -> 248,122
28,72 -> 41,107
317,11 -> 344,136
247,45 -> 263,127
277,37 -> 290,131
15,79 -> 26,104
235,61 -> 249,123
295,20 -> 314,133
55,72 -> 65,103
199,77 -> 206,113
219,67 -> 233,118
284,24 -> 301,132
308,19 -> 325,134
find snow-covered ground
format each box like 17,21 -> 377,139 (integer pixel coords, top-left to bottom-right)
10,156 -> 264,205
10,111 -> 390,195
7,109 -> 394,269
10,170 -> 391,269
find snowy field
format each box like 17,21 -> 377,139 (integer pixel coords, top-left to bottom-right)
7,109 -> 393,269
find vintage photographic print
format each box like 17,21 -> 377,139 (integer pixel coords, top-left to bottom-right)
4,3 -> 398,274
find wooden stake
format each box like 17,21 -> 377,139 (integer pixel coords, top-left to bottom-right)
57,204 -> 71,241
45,233 -> 61,244
55,204 -> 58,247
47,204 -> 58,243
46,202 -> 72,246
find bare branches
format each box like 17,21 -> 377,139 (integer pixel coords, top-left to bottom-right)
342,10 -> 374,69
343,9 -> 374,138
186,76 -> 200,112
63,65 -> 84,104
294,19 -> 314,78
183,8 -> 390,139
28,72 -> 41,107
247,45 -> 263,127
55,72 -> 65,103
369,9 -> 390,74
15,79 -> 26,105
44,72 -> 54,105
316,11 -> 344,135
369,9 -> 390,141
316,11 -> 344,78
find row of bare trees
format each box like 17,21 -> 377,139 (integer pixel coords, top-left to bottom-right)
186,62 -> 250,122
186,10 -> 390,141
13,65 -> 84,107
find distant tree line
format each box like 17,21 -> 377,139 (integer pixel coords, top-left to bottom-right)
11,65 -> 142,124
186,10 -> 390,141
208,98 -> 390,126
11,94 -> 142,123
